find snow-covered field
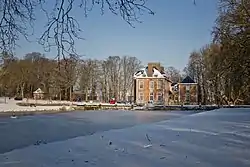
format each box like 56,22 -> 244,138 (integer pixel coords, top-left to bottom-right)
0,98 -> 65,112
0,98 -> 130,113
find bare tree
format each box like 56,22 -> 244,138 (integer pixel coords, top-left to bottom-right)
184,51 -> 204,104
57,54 -> 80,100
212,0 -> 250,104
97,55 -> 141,102
165,66 -> 181,83
0,0 -> 35,53
99,60 -> 110,102
79,58 -> 99,101
0,0 -> 154,59
120,56 -> 141,101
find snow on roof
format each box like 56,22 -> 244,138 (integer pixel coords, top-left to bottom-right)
33,88 -> 44,94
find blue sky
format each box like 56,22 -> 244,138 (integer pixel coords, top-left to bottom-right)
16,0 -> 218,70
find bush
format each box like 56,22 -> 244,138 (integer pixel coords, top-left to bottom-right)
14,97 -> 23,101
16,102 -> 70,106
60,106 -> 67,111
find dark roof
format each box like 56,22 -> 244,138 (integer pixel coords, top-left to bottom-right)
181,76 -> 195,83
171,82 -> 178,86
164,78 -> 172,83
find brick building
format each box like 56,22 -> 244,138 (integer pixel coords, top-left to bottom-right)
178,76 -> 198,105
133,63 -> 172,105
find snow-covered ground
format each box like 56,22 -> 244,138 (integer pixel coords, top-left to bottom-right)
0,108 -> 249,167
0,97 -> 131,112
0,98 -> 64,112
20,98 -> 73,105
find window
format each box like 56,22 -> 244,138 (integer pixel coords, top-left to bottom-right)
149,92 -> 154,101
185,85 -> 190,103
157,92 -> 163,101
157,80 -> 163,89
149,81 -> 154,90
139,92 -> 144,101
139,81 -> 144,89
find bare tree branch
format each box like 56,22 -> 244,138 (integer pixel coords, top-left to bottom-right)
38,0 -> 154,60
0,0 -> 154,61
0,0 -> 35,54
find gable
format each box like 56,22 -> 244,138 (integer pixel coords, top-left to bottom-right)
181,76 -> 195,83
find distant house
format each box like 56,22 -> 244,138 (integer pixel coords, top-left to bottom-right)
33,88 -> 44,100
178,76 -> 198,105
133,63 -> 172,105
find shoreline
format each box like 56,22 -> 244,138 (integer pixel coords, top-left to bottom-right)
1,98 -> 250,118
0,109 -> 74,118
0,105 -> 214,118
1,105 -> 249,118
0,105 -> 75,118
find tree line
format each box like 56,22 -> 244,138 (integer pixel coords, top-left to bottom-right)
0,51 -> 185,102
184,0 -> 250,105
0,0 -> 249,105
0,53 -> 143,102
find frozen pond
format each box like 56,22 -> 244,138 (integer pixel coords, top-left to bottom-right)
0,110 -> 194,153
0,108 -> 249,167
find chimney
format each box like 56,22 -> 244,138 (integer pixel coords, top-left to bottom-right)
147,62 -> 161,77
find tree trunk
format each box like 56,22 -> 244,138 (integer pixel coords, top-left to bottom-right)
202,83 -> 207,105
104,79 -> 108,102
64,88 -> 67,100
59,88 -> 62,101
30,85 -> 33,99
16,86 -> 19,96
21,83 -> 25,99
85,88 -> 88,101
214,78 -> 219,105
69,86 -> 72,101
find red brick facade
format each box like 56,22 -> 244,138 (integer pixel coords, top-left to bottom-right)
179,84 -> 198,105
135,78 -> 171,105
